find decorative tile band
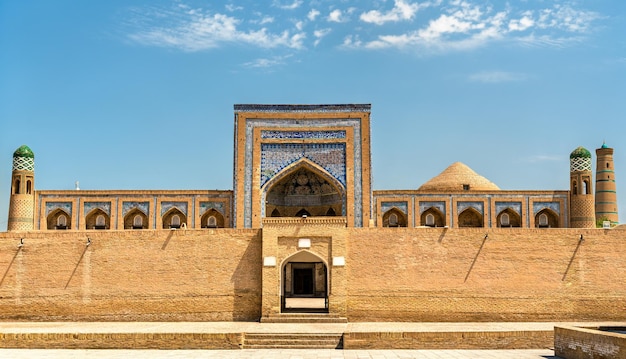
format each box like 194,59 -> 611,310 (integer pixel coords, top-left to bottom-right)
161,202 -> 188,216
533,201 -> 560,215
495,202 -> 522,216
261,130 -> 346,140
457,201 -> 484,215
45,202 -> 72,216
381,201 -> 408,215
84,202 -> 111,216
12,156 -> 34,171
419,201 -> 446,216
570,157 -> 592,172
200,201 -> 225,215
122,201 -> 150,217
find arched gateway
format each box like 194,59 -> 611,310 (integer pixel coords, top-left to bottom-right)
281,251 -> 328,312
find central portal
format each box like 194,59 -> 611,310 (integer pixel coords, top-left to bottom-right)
282,259 -> 328,313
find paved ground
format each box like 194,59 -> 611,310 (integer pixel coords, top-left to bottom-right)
0,348 -> 559,358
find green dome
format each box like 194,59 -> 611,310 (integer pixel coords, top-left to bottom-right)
13,145 -> 34,159
570,146 -> 591,159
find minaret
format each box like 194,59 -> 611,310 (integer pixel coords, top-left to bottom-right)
569,146 -> 595,228
7,145 -> 35,231
595,142 -> 619,225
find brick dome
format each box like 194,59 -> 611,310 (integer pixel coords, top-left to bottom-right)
418,162 -> 500,191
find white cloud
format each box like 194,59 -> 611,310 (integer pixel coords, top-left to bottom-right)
360,0 -> 425,25
328,9 -> 345,23
243,54 -> 293,68
273,0 -> 303,10
308,9 -> 321,21
127,4 -> 305,51
468,70 -> 528,83
313,28 -> 332,46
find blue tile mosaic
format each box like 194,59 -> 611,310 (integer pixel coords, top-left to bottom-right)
381,201 -> 408,215
84,202 -> 111,216
161,202 -> 188,216
495,202 -> 522,216
533,201 -> 560,215
200,201 -> 225,216
122,201 -> 150,217
260,143 -> 346,188
46,202 -> 72,216
457,201 -> 484,215
419,201 -> 446,215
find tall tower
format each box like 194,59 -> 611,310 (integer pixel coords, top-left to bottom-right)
569,146 -> 595,228
595,142 -> 619,225
7,145 -> 35,231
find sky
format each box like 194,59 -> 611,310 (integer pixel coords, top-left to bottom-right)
1,0 -> 625,231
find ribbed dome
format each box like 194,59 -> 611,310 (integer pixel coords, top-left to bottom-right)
570,146 -> 591,159
13,145 -> 34,158
418,162 -> 500,191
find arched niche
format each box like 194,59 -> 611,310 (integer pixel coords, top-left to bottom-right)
281,250 -> 328,313
535,208 -> 559,228
263,159 -> 345,218
124,208 -> 149,230
47,209 -> 71,230
458,207 -> 483,228
497,208 -> 521,228
201,208 -> 225,228
382,207 -> 407,227
420,207 -> 445,227
85,208 -> 110,230
163,207 -> 187,229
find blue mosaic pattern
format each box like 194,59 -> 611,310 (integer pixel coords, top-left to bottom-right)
84,202 -> 111,216
260,143 -> 346,188
122,201 -> 149,217
200,201 -> 225,215
46,202 -> 72,216
457,201 -> 484,215
241,118 -> 363,228
261,130 -> 346,140
495,202 -> 522,216
419,201 -> 446,216
381,201 -> 408,215
533,201 -> 560,215
161,201 -> 188,216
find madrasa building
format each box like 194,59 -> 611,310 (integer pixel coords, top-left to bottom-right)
2,104 -> 624,323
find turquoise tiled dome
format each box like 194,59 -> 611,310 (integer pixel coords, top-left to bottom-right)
13,145 -> 34,159
570,146 -> 591,159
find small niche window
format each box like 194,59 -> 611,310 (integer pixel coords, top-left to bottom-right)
26,180 -> 32,194
500,213 -> 510,227
462,184 -> 470,191
207,216 -> 217,228
583,180 -> 589,195
95,215 -> 106,229
133,215 -> 143,229
14,179 -> 20,194
573,181 -> 578,195
607,162 -> 610,169
538,213 -> 548,227
425,213 -> 435,227
171,214 -> 181,229
389,213 -> 399,227
57,215 -> 67,229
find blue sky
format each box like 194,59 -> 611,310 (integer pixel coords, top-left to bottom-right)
1,0 -> 625,230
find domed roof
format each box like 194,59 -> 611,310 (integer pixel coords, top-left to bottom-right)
418,162 -> 500,192
570,146 -> 591,159
601,142 -> 609,149
13,145 -> 34,158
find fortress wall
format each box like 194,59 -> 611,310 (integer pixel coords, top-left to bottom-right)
347,228 -> 626,322
0,229 -> 262,321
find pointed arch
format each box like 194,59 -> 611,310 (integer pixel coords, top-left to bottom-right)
280,250 -> 329,312
262,158 -> 345,218
124,208 -> 148,229
497,208 -> 521,228
535,208 -> 559,228
382,207 -> 407,227
85,208 -> 110,230
163,207 -> 186,229
13,178 -> 20,194
458,207 -> 483,228
201,208 -> 225,228
47,208 -> 71,230
420,206 -> 445,227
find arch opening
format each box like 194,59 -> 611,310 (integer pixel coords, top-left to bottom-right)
281,250 -> 328,313
458,207 -> 483,228
201,208 -> 225,228
47,209 -> 71,230
163,208 -> 186,229
124,208 -> 148,230
497,208 -> 521,228
263,161 -> 344,218
535,208 -> 559,228
382,207 -> 407,227
86,208 -> 110,230
420,207 -> 445,227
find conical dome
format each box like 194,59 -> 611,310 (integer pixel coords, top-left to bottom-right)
418,162 -> 500,191
13,145 -> 34,158
570,146 -> 591,159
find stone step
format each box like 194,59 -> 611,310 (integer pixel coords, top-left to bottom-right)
243,332 -> 344,349
260,313 -> 348,323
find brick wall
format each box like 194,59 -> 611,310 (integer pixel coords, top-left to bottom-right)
0,229 -> 262,321
346,227 -> 626,322
555,326 -> 626,359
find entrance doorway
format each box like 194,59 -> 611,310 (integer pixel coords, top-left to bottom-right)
282,261 -> 328,312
